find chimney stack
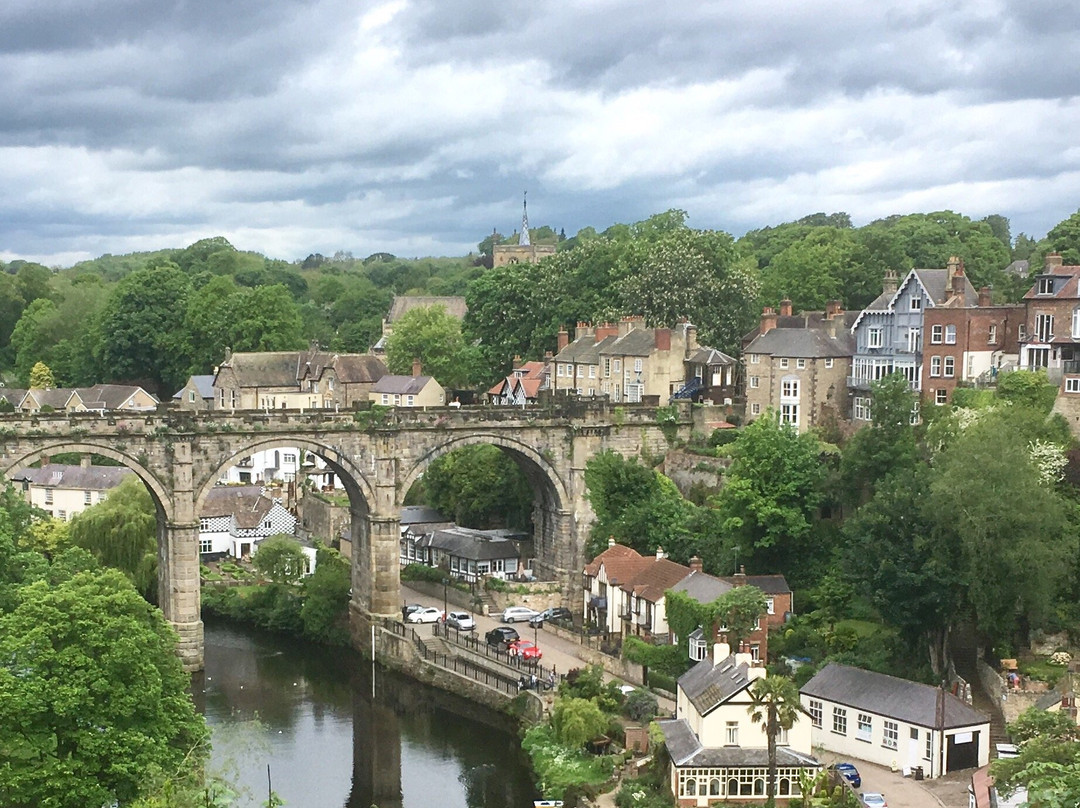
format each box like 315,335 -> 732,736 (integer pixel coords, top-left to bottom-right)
512,355 -> 522,369
951,263 -> 966,301
595,322 -> 619,341
686,323 -> 698,351
712,636 -> 732,665
608,536 -> 616,548
978,286 -> 992,307
411,358 -> 422,377
690,556 -> 703,573
80,454 -> 91,469
655,546 -> 665,560
760,307 -> 777,335
654,328 -> 671,351
779,298 -> 793,317
733,565 -> 747,585
557,328 -> 569,351
882,271 -> 899,296
1048,253 -> 1064,269
825,300 -> 843,320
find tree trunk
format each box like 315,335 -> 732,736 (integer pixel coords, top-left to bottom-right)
766,708 -> 778,808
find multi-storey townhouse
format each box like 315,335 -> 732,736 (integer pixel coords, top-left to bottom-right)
742,300 -> 855,432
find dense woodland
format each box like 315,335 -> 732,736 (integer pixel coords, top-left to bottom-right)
3,208 -> 1078,400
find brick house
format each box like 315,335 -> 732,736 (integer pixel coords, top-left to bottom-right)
921,289 -> 1023,405
1018,254 -> 1080,383
742,300 -> 855,432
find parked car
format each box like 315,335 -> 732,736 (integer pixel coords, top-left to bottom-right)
831,762 -> 861,788
405,606 -> 444,624
860,793 -> 887,808
501,606 -> 541,623
509,639 -> 542,661
446,611 -> 476,631
486,626 -> 520,647
401,603 -> 424,620
528,607 -> 573,627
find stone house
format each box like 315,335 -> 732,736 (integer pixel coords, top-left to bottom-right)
13,459 -> 132,521
416,526 -> 523,582
742,300 -> 855,432
18,384 -> 159,413
921,290 -> 1023,405
658,641 -> 820,806
849,258 -> 977,416
212,342 -> 387,410
173,375 -> 215,410
369,365 -> 445,407
551,318 -> 735,404
800,663 -> 990,779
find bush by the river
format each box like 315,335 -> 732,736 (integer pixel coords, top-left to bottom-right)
521,724 -> 614,800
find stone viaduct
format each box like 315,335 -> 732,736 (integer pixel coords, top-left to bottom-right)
0,400 -> 692,670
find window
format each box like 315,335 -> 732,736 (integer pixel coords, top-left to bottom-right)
84,490 -> 92,505
989,324 -> 998,343
263,519 -> 272,529
589,365 -> 596,378
1067,378 -> 1080,394
944,325 -> 956,344
189,390 -> 196,402
634,359 -> 643,373
796,358 -> 806,369
603,358 -> 611,376
749,376 -> 759,389
381,394 -> 389,405
726,721 -> 739,745
825,358 -> 834,368
777,727 -> 789,746
781,379 -> 799,399
883,720 -> 899,750
780,403 -> 799,428
857,713 -> 872,742
766,597 -> 775,615
779,358 -> 789,369
749,354 -> 760,364
936,388 -> 948,404
556,364 -> 564,377
613,359 -> 621,373
393,394 -> 401,405
576,365 -> 584,378
689,634 -> 707,661
925,731 -> 933,760
853,397 -> 871,421
283,453 -> 297,464
907,327 -> 920,352
1039,276 -> 1055,295
57,509 -> 66,521
1019,323 -> 1026,340
1074,310 -> 1080,339
930,356 -> 941,377
751,403 -> 761,415
944,356 -> 955,378
832,707 -> 847,735
867,327 -> 883,348
1036,313 -> 1054,342
809,699 -> 822,728
910,296 -> 922,310
931,325 -> 943,344
45,489 -> 53,505
200,537 -> 212,554
200,517 -> 210,532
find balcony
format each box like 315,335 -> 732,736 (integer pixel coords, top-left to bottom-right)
847,376 -> 920,392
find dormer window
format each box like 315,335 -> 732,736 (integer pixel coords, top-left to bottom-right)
1039,277 -> 1055,295
688,629 -> 707,662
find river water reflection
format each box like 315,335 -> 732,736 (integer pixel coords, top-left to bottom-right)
196,619 -> 537,808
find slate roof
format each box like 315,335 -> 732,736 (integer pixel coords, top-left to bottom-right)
387,296 -> 468,323
421,527 -> 520,561
174,375 -> 215,401
24,388 -> 79,409
331,354 -> 387,383
78,384 -> 159,409
670,569 -> 733,602
372,375 -> 435,395
745,327 -> 854,358
738,574 -> 792,595
0,388 -> 26,404
687,347 -> 737,366
222,352 -> 308,388
583,543 -> 646,580
659,718 -> 820,768
202,485 -> 277,527
15,463 -> 134,490
801,664 -> 989,729
680,654 -> 755,716
1022,264 -> 1080,300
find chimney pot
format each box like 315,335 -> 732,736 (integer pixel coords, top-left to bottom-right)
825,300 -> 843,320
779,298 -> 793,317
80,454 -> 91,469
655,546 -> 665,560
690,556 -> 703,573
608,536 -> 616,548
760,307 -> 777,335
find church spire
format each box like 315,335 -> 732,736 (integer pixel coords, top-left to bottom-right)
519,190 -> 531,246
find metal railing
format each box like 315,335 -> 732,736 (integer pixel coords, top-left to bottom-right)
432,621 -> 558,683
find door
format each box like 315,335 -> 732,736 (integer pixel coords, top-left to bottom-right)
907,727 -> 921,771
946,730 -> 979,772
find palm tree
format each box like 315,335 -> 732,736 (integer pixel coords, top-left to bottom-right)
747,674 -> 806,808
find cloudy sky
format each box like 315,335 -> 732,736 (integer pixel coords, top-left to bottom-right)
2,0 -> 1078,266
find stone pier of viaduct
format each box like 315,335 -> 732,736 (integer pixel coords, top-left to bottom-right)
0,400 -> 692,670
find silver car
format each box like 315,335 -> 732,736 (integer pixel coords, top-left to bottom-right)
405,606 -> 444,624
446,611 -> 476,631
500,606 -> 540,623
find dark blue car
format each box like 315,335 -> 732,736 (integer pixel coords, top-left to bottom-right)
832,762 -> 861,788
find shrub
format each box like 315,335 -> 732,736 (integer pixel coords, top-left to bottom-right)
646,671 -> 676,694
708,427 -> 740,447
623,689 -> 659,723
521,724 -> 614,800
400,563 -> 448,584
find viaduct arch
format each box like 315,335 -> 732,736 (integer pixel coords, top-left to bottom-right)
0,402 -> 691,670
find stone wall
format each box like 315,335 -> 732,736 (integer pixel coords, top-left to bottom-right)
542,622 -> 645,684
404,579 -> 482,612
662,450 -> 730,498
487,582 -> 566,615
297,491 -> 348,546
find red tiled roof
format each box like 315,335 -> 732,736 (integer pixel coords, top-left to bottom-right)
584,543 -> 645,581
624,557 -> 692,603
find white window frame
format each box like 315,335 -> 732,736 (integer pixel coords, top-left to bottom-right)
796,358 -> 806,369
809,700 -> 822,728
1066,378 -> 1080,394
857,713 -> 873,743
988,324 -> 998,344
634,358 -> 643,373
766,597 -> 775,615
725,721 -> 739,746
577,365 -> 584,378
930,325 -> 943,344
199,536 -> 213,554
780,403 -> 799,428
945,325 -> 957,345
613,359 -> 621,373
910,296 -> 922,311
1073,309 -> 1080,339
781,379 -> 799,399
749,376 -> 759,389
1039,277 -> 1054,295
779,358 -> 789,369
832,707 -> 847,735
853,396 -> 871,421
556,364 -> 564,377
45,489 -> 53,505
930,356 -> 941,377
751,403 -> 761,415
944,356 -> 955,378
84,490 -> 92,505
825,358 -> 834,368
867,327 -> 883,349
589,365 -> 596,378
406,395 -> 415,406
749,354 -> 760,364
883,720 -> 899,750
936,388 -> 948,404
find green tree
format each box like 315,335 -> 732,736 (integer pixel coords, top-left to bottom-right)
227,284 -> 305,353
68,475 -> 158,600
385,304 -> 477,388
252,535 -> 308,585
28,361 -> 54,389
95,262 -> 193,393
300,545 -> 351,645
993,707 -> 1080,807
551,696 -> 608,748
0,568 -> 208,808
759,227 -> 883,312
10,298 -> 59,384
713,416 -> 825,573
747,675 -> 806,808
417,444 -> 533,529
666,585 -> 767,652
839,373 -> 918,504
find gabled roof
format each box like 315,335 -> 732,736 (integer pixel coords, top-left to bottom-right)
387,296 -> 467,323
23,388 -> 81,410
659,718 -> 820,768
801,664 -> 989,729
372,375 -> 437,395
77,384 -> 159,410
202,485 -> 278,528
218,351 -> 308,388
687,347 -> 737,366
679,653 -> 753,716
15,463 -> 133,491
851,268 -> 978,331
745,327 -> 853,359
583,543 -> 647,582
331,354 -> 387,383
0,388 -> 27,404
174,375 -> 215,401
736,574 -> 791,595
670,569 -> 733,602
622,557 -> 691,603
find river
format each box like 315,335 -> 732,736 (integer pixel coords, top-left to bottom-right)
195,618 -> 538,808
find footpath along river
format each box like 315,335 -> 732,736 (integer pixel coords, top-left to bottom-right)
193,618 -> 538,808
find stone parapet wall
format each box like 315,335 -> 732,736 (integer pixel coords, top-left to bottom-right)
542,622 -> 644,684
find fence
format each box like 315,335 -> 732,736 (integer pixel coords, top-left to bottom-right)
432,621 -> 559,684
